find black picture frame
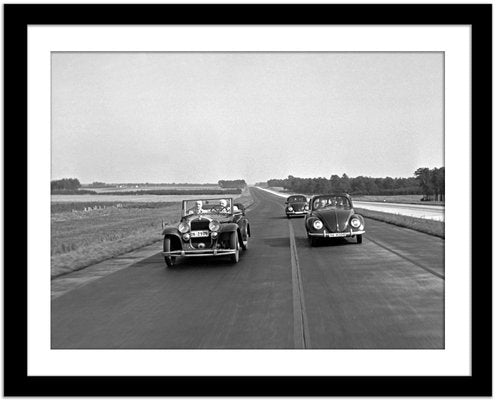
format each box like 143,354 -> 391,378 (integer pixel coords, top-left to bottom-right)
4,3 -> 491,396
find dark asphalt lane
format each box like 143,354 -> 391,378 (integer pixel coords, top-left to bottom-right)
51,187 -> 444,349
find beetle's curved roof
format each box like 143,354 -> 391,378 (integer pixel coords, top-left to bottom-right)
311,193 -> 352,199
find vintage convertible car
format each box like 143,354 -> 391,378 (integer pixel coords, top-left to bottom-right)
305,194 -> 365,246
285,195 -> 309,217
162,198 -> 250,267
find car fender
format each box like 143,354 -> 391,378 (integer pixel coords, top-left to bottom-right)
162,226 -> 181,237
219,222 -> 239,233
305,215 -> 319,231
350,213 -> 365,228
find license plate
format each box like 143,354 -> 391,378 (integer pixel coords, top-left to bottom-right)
191,230 -> 209,238
325,232 -> 348,238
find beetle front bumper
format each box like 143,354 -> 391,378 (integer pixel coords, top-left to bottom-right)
286,211 -> 308,216
162,249 -> 237,257
308,230 -> 365,238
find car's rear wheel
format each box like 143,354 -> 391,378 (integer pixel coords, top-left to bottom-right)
356,235 -> 363,244
163,237 -> 175,267
230,232 -> 240,263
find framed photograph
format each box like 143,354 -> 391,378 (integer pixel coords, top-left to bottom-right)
5,3 -> 491,396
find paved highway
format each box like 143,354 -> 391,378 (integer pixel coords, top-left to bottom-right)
52,187 -> 444,349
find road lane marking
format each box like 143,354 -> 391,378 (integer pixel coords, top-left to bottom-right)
288,220 -> 311,349
366,236 -> 445,280
255,187 -> 312,347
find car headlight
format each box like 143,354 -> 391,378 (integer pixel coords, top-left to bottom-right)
209,220 -> 220,232
178,222 -> 189,233
182,233 -> 190,241
350,218 -> 361,228
288,206 -> 294,212
304,205 -> 309,210
313,220 -> 323,230
211,231 -> 218,239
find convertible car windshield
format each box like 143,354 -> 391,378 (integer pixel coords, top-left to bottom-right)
183,198 -> 233,216
313,196 -> 351,210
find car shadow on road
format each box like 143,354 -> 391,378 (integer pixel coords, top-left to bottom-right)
132,252 -> 240,270
167,255 -> 244,270
295,236 -> 359,248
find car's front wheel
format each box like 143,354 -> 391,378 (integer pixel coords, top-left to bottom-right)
241,228 -> 248,250
163,237 -> 175,267
356,235 -> 363,244
230,232 -> 240,263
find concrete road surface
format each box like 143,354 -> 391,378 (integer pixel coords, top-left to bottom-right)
52,187 -> 444,349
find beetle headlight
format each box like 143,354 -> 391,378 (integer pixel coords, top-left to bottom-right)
313,220 -> 323,230
288,206 -> 294,212
178,222 -> 189,233
209,220 -> 220,232
350,218 -> 361,228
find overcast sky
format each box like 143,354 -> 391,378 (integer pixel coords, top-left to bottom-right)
52,52 -> 443,184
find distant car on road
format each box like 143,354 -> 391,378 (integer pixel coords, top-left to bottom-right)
305,193 -> 365,246
162,198 -> 250,267
285,195 -> 309,217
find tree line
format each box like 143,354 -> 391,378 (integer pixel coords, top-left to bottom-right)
266,167 -> 444,200
51,178 -> 81,191
218,179 -> 247,189
413,167 -> 445,201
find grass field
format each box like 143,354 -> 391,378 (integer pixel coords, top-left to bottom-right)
355,207 -> 444,238
51,188 -> 254,278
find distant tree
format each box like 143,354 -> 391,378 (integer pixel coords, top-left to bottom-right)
51,178 -> 81,191
340,173 -> 351,193
351,176 -> 367,194
329,174 -> 341,192
88,181 -> 107,188
430,167 -> 445,201
414,168 -> 434,200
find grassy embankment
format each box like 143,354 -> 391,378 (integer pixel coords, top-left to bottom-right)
354,207 -> 444,239
51,188 -> 254,278
270,187 -> 444,206
353,194 -> 444,206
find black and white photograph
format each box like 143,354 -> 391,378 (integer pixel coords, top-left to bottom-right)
4,2 -> 491,397
50,51 -> 445,350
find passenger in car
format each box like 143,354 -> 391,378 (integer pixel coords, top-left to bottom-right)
188,200 -> 204,214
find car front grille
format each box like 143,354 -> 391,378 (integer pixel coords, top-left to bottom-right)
191,220 -> 210,231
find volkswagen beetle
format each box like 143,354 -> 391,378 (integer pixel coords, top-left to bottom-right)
162,198 -> 250,267
305,194 -> 365,246
285,195 -> 309,217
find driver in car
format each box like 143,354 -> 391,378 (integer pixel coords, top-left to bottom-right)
315,198 -> 327,209
217,199 -> 231,213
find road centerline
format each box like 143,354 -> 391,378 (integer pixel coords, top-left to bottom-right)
288,220 -> 311,349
